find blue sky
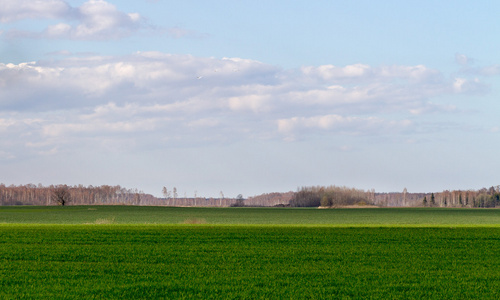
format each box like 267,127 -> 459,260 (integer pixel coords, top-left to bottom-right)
1,0 -> 499,198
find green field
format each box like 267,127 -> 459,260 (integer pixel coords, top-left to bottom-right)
1,206 -> 500,299
1,205 -> 500,225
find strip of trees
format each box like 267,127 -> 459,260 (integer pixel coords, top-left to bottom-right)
289,186 -> 375,207
374,186 -> 500,208
245,192 -> 294,207
2,183 -> 499,208
0,184 -> 157,206
283,185 -> 500,208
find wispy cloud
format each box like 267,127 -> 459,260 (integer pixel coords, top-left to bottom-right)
461,65 -> 500,77
166,26 -> 208,39
455,53 -> 474,66
455,53 -> 500,77
277,115 -> 413,140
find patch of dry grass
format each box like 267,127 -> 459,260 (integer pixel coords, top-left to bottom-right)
85,217 -> 115,224
182,218 -> 207,224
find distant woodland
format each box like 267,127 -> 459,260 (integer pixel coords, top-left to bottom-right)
288,185 -> 500,208
1,183 -> 499,208
0,184 -> 158,206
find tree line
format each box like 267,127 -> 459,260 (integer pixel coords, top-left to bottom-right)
373,186 -> 500,208
0,183 -> 248,207
2,183 -> 499,208
0,184 -> 157,206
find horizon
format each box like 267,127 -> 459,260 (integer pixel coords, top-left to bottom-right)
1,1 -> 499,198
1,181 -> 498,199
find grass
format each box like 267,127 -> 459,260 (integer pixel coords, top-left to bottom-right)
1,206 -> 500,299
1,205 -> 500,226
1,225 -> 500,299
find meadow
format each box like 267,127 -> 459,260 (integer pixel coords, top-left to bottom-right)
1,206 -> 500,299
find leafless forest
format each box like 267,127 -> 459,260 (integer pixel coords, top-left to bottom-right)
1,183 -> 499,208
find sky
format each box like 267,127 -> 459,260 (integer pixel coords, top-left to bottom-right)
1,0 -> 499,198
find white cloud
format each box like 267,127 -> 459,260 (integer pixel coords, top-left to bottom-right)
0,0 -> 71,23
2,0 -> 145,40
42,118 -> 159,137
301,64 -> 372,81
452,77 -> 488,94
301,64 -> 442,84
2,0 -> 205,41
409,102 -> 456,115
45,23 -> 72,37
0,52 -> 488,158
228,94 -> 272,113
277,114 -> 413,138
65,0 -> 143,39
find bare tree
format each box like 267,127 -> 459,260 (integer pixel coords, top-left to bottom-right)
52,185 -> 71,206
232,194 -> 245,207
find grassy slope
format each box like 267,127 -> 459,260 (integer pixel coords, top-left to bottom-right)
1,205 -> 500,226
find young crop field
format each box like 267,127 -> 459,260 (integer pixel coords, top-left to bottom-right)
1,206 -> 500,299
1,205 -> 500,225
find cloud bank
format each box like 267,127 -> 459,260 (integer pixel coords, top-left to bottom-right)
0,51 -> 489,160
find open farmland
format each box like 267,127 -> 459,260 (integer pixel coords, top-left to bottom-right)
1,207 -> 500,299
1,206 -> 500,225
